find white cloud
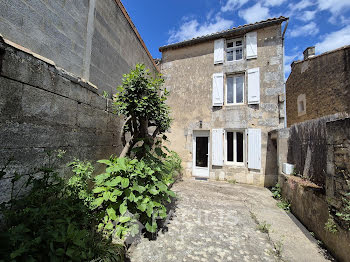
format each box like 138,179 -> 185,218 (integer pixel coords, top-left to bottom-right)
297,10 -> 317,22
168,15 -> 234,44
264,0 -> 286,7
289,22 -> 319,37
315,25 -> 350,53
239,3 -> 270,24
317,0 -> 350,14
286,0 -> 315,17
221,0 -> 249,12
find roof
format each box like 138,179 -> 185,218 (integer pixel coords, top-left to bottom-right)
114,0 -> 159,72
291,45 -> 350,66
159,16 -> 288,52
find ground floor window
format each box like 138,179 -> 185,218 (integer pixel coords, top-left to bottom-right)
226,131 -> 244,163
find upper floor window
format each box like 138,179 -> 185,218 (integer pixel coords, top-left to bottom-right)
226,38 -> 243,61
226,75 -> 244,105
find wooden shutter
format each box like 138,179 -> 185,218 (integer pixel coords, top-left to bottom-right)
212,73 -> 224,106
246,31 -> 257,59
212,129 -> 224,166
247,68 -> 260,104
214,39 -> 224,64
248,129 -> 261,170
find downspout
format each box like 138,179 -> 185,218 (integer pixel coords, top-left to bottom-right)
282,19 -> 289,128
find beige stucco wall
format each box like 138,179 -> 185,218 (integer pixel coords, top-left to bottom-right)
161,24 -> 285,186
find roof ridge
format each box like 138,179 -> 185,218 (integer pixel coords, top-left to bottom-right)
159,16 -> 288,52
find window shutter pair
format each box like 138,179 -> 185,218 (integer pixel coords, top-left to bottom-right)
212,68 -> 260,106
211,128 -> 261,170
213,31 -> 257,64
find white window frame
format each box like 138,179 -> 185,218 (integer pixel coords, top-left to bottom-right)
224,130 -> 246,166
226,38 -> 243,62
225,74 -> 245,105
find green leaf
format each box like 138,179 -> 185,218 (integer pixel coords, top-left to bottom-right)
91,197 -> 104,208
97,159 -> 112,165
137,203 -> 147,212
149,186 -> 159,195
107,207 -> 117,220
132,184 -> 146,193
105,222 -> 114,230
103,191 -> 111,201
145,221 -> 157,233
146,205 -> 153,217
156,181 -> 167,192
121,178 -> 130,188
127,191 -> 135,202
119,201 -> 127,215
119,216 -> 131,223
94,173 -> 110,184
92,187 -> 106,193
167,190 -> 176,198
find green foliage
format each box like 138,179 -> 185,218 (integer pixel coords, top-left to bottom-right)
114,64 -> 171,135
92,156 -> 176,238
0,167 -> 123,262
227,179 -> 237,184
325,217 -> 338,234
271,183 -> 282,199
277,199 -> 291,212
67,159 -> 95,206
335,193 -> 350,230
102,91 -> 109,99
257,221 -> 271,233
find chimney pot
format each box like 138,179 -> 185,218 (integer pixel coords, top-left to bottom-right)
303,46 -> 315,60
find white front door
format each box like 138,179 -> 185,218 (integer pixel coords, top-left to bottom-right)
193,131 -> 210,177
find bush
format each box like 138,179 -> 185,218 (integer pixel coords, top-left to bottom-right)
0,167 -> 123,262
90,156 -> 176,238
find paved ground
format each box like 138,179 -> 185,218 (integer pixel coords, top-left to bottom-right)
129,179 -> 331,262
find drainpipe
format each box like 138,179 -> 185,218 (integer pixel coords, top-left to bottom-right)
282,19 -> 289,128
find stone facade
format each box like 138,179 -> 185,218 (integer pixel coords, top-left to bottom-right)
0,0 -> 158,95
286,45 -> 350,127
160,18 -> 287,186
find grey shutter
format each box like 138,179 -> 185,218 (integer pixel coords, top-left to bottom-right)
246,31 -> 257,59
212,73 -> 224,106
212,129 -> 224,166
214,39 -> 224,64
248,128 -> 261,170
247,68 -> 260,104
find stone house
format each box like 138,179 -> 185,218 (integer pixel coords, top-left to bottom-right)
159,17 -> 288,186
286,45 -> 350,127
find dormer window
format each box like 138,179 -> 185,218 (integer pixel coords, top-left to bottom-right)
226,38 -> 243,61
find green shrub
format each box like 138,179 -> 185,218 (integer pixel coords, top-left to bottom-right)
325,217 -> 338,234
91,156 -> 176,238
0,168 -> 123,262
271,183 -> 282,199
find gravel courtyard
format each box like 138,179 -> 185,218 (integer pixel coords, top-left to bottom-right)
129,179 -> 331,262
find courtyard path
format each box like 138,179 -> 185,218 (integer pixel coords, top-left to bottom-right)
129,179 -> 331,262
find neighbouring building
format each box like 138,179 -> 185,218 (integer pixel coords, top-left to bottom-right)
286,45 -> 350,127
159,17 -> 288,186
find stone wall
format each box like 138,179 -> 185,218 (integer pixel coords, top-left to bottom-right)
286,46 -> 350,127
0,37 -> 123,203
160,24 -> 285,186
0,0 -> 158,96
275,117 -> 350,262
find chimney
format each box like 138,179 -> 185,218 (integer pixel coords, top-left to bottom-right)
303,46 -> 315,60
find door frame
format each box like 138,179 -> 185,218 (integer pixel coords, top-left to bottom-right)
192,130 -> 210,178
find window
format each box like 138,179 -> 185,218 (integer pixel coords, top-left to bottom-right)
226,75 -> 244,104
226,38 -> 243,61
225,131 -> 244,164
297,94 -> 306,116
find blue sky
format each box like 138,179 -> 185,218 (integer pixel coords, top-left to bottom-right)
123,0 -> 350,78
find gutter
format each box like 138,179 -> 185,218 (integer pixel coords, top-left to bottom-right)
282,19 -> 289,128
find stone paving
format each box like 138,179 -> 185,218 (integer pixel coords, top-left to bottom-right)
129,179 -> 331,262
